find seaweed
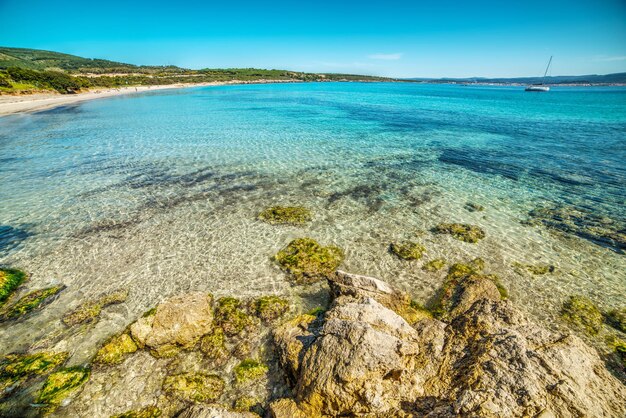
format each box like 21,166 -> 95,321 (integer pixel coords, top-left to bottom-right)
253,295 -> 289,322
94,333 -> 137,365
433,223 -> 485,243
162,372 -> 225,403
561,295 -> 604,335
258,206 -> 312,225
234,359 -> 268,383
274,238 -> 344,283
2,285 -> 65,320
389,241 -> 426,260
0,268 -> 27,307
37,366 -> 90,406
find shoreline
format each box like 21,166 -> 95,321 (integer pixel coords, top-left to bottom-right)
0,79 -> 302,117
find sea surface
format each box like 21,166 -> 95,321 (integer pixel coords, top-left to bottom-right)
1,82 -> 625,361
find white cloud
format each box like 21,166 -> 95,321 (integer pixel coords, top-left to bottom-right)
593,55 -> 626,62
367,53 -> 403,60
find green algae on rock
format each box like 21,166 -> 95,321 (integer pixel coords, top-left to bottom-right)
0,268 -> 27,307
214,297 -> 253,336
37,366 -> 90,406
561,295 -> 604,335
464,202 -> 485,212
234,359 -> 268,383
94,333 -> 137,365
199,327 -> 228,361
274,238 -> 344,283
234,396 -> 261,412
422,258 -> 446,272
1,351 -> 68,378
63,288 -> 128,327
162,372 -> 225,403
253,296 -> 289,322
2,285 -> 65,320
389,241 -> 426,260
433,223 -> 486,243
258,206 -> 312,225
606,307 -> 626,333
513,262 -> 556,275
111,406 -> 162,418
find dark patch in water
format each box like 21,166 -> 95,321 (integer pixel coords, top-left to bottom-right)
327,184 -> 385,213
0,225 -> 31,253
74,217 -> 142,237
438,148 -> 522,181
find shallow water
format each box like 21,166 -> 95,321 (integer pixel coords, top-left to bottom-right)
1,82 -> 625,364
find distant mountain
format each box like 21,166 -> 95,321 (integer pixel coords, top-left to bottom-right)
406,73 -> 626,85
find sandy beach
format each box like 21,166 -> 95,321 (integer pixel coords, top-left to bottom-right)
0,79 -> 300,116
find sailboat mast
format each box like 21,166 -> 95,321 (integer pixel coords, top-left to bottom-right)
543,56 -> 553,78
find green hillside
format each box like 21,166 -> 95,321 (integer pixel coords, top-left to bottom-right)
0,46 -> 392,94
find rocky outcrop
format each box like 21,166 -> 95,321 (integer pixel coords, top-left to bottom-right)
178,404 -> 259,417
271,271 -> 626,417
130,292 -> 214,357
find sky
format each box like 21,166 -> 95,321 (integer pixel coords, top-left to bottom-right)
1,0 -> 625,78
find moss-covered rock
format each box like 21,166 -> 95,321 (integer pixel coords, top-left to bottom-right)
37,366 -> 90,406
62,289 -> 128,327
253,296 -> 289,322
149,344 -> 181,359
561,296 -> 604,335
433,223 -> 485,243
2,285 -> 65,319
464,202 -> 485,212
234,359 -> 268,383
606,307 -> 626,333
513,262 -> 556,275
389,241 -> 426,260
111,406 -> 162,418
1,351 -> 68,378
234,396 -> 261,413
94,333 -> 137,365
214,297 -> 253,336
162,372 -> 225,403
0,268 -> 27,307
422,258 -> 446,272
199,327 -> 228,361
275,238 -> 344,283
258,206 -> 312,225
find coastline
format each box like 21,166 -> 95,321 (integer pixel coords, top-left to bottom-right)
0,79 -> 302,117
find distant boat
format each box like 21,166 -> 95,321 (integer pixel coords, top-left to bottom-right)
525,56 -> 552,92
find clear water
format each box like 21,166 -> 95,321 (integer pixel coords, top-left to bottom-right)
1,82 -> 625,362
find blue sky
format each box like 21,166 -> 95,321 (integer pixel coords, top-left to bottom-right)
1,0 -> 625,77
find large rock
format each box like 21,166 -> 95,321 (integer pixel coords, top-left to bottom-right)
274,271 -> 626,417
130,292 -> 213,354
178,404 -> 258,418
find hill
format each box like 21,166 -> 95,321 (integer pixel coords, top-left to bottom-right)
0,46 -> 393,94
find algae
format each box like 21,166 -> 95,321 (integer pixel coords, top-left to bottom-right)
258,206 -> 312,225
94,333 -> 138,365
199,327 -> 228,360
422,258 -> 446,272
63,288 -> 128,327
561,295 -> 604,335
162,372 -> 225,403
513,262 -> 556,275
2,285 -> 65,319
253,295 -> 289,322
214,297 -> 252,336
389,241 -> 426,260
111,406 -> 162,418
234,358 -> 268,383
234,396 -> 261,412
434,223 -> 485,243
275,238 -> 344,283
605,307 -> 625,333
37,366 -> 90,406
1,352 -> 68,378
0,268 -> 27,307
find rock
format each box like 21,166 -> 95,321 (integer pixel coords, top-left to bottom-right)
389,241 -> 426,260
62,288 -> 128,327
130,292 -> 213,353
276,271 -> 626,417
199,327 -> 228,362
464,202 -> 485,212
37,366 -> 90,407
252,295 -> 289,322
0,268 -> 27,308
422,258 -> 446,272
0,351 -> 68,397
561,295 -> 603,335
433,223 -> 486,243
606,307 -> 626,333
257,206 -> 312,226
178,404 -> 259,418
274,238 -> 344,284
214,297 -> 253,336
513,262 -> 556,275
110,406 -> 162,418
233,359 -> 268,383
272,314 -> 319,384
162,372 -> 224,403
94,333 -> 137,365
1,285 -> 65,320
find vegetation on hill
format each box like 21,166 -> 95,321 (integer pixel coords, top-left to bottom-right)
0,46 -> 393,94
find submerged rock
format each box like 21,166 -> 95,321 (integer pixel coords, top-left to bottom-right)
94,333 -> 138,365
199,327 -> 228,362
214,297 -> 254,336
1,285 -> 65,320
0,351 -> 68,397
130,292 -> 213,356
464,202 -> 485,212
37,366 -> 90,407
62,288 -> 129,327
257,206 -> 312,226
272,271 -> 626,417
274,238 -> 344,284
0,268 -> 27,308
162,372 -> 225,403
252,295 -> 289,322
389,241 -> 426,260
561,295 -> 604,335
422,258 -> 446,272
513,262 -> 556,275
433,223 -> 486,243
606,307 -> 626,333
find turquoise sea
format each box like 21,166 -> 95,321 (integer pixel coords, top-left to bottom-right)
1,82 -> 625,363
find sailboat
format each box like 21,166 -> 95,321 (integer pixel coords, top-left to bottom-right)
525,56 -> 552,92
